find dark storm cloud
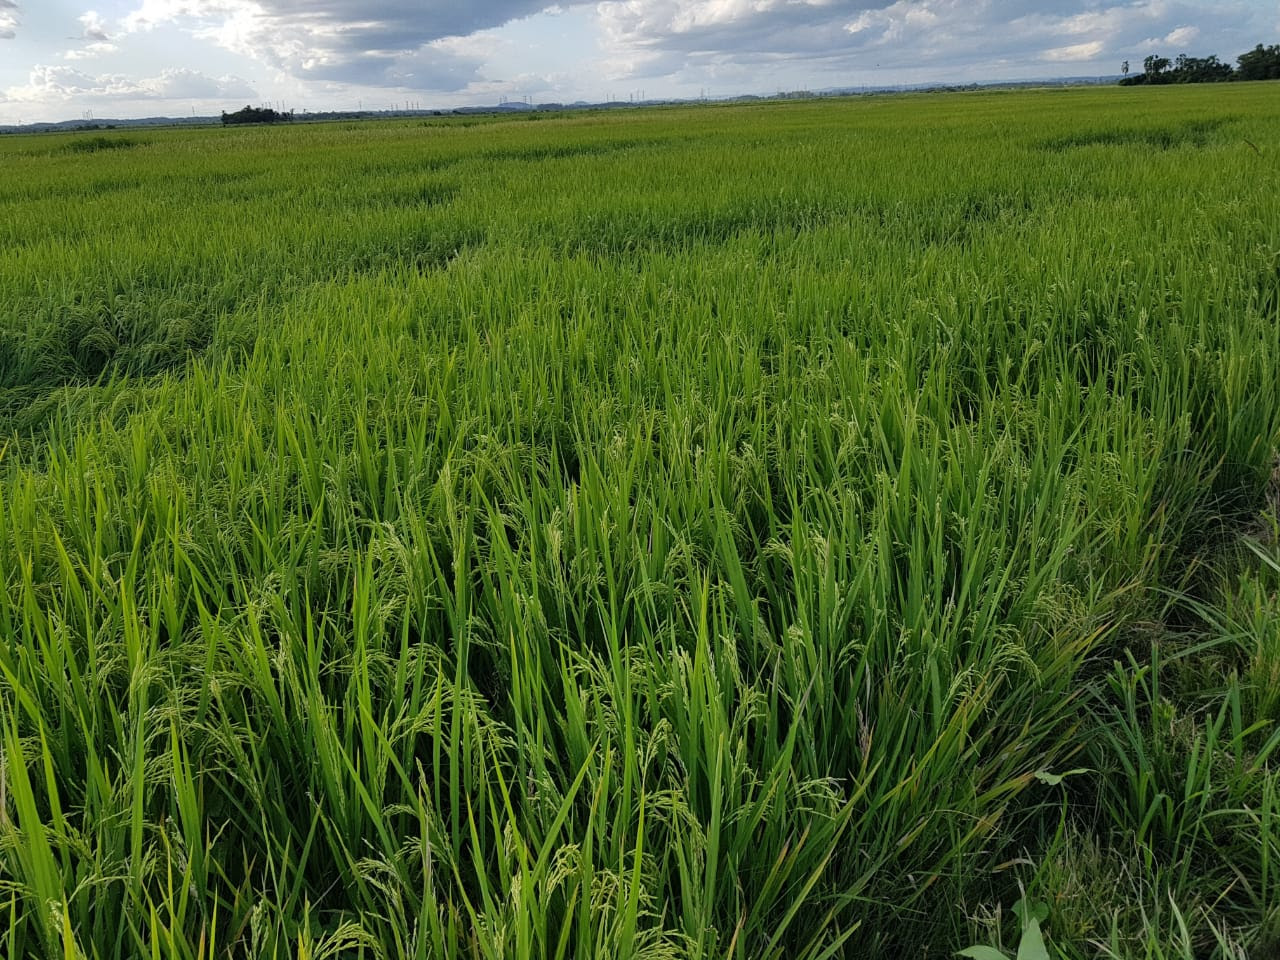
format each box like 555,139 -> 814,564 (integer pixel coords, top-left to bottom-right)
242,0 -> 553,44
122,0 -> 557,88
281,45 -> 485,90
597,0 -> 1274,79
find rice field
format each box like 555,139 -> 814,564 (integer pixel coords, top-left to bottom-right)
1,84 -> 1279,959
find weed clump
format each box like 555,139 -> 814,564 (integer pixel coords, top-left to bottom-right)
56,135 -> 146,155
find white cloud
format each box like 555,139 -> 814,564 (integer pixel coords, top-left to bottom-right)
80,10 -> 113,43
1164,25 -> 1199,47
7,64 -> 256,103
151,67 -> 257,97
64,43 -> 120,60
1044,39 -> 1105,62
0,0 -> 18,39
63,10 -> 119,59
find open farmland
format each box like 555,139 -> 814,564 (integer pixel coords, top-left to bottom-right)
1,84 -> 1279,958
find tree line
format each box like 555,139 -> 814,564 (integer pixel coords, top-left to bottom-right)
1120,43 -> 1280,84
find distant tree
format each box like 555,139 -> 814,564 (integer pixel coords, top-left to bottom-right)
221,105 -> 293,126
1122,41 -> 1279,85
1181,55 -> 1232,82
1236,43 -> 1280,80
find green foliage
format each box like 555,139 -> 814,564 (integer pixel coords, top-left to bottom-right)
1236,44 -> 1280,82
0,86 -> 1278,958
959,897 -> 1051,960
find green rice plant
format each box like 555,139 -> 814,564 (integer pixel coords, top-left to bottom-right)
1,83 -> 1278,957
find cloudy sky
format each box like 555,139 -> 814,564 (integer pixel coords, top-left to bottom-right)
1,1 -> 1276,123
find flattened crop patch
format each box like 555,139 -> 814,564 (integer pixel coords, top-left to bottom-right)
55,135 -> 149,156
1040,117 -> 1236,152
0,291 -> 220,434
480,138 -> 662,164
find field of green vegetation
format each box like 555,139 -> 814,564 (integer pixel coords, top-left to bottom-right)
1,84 -> 1278,959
